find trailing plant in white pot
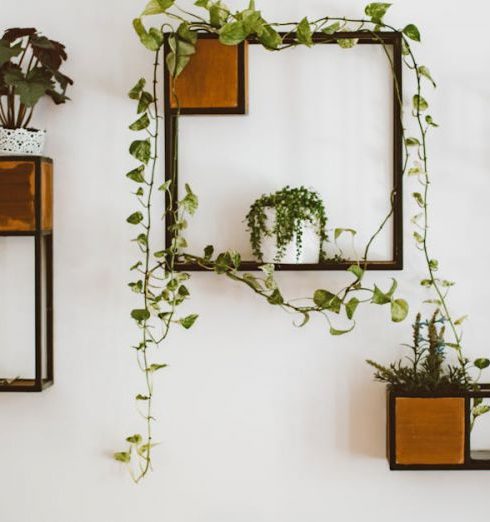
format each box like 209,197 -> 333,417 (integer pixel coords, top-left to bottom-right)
246,185 -> 329,263
0,27 -> 73,155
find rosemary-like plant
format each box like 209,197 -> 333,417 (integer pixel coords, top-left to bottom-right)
246,185 -> 328,262
367,312 -> 489,393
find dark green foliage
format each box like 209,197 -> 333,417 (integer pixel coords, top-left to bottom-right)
367,312 -> 479,392
0,27 -> 73,129
246,185 -> 329,263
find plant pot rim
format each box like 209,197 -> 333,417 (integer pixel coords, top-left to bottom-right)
0,126 -> 46,133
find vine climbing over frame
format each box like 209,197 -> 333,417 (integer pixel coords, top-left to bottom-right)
115,1 -> 463,483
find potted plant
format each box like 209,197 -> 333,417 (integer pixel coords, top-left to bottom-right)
0,27 -> 72,155
246,185 -> 329,263
367,311 -> 490,469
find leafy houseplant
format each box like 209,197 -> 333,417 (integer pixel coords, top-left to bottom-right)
0,27 -> 73,154
246,185 -> 328,263
368,312 -> 490,468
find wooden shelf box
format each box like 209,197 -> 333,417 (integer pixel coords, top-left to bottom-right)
387,385 -> 490,470
0,156 -> 53,392
164,34 -> 248,115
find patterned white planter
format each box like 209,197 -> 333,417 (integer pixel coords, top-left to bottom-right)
260,208 -> 321,264
0,127 -> 46,155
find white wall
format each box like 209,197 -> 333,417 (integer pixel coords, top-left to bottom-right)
1,1 -> 490,521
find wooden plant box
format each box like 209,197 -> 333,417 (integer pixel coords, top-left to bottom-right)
0,156 -> 53,233
165,34 -> 247,114
387,386 -> 490,470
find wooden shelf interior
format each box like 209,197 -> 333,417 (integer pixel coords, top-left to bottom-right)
0,158 -> 52,233
168,37 -> 247,113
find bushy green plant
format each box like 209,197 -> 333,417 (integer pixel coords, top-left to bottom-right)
0,27 -> 73,129
246,185 -> 328,262
367,311 -> 490,393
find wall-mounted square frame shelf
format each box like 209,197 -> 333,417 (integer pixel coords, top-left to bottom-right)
164,32 -> 403,272
0,156 -> 53,392
388,385 -> 490,470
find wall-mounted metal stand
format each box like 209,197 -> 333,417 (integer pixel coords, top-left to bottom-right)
0,156 -> 53,392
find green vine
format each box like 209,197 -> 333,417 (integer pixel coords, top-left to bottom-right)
246,185 -> 329,262
114,0 -> 472,482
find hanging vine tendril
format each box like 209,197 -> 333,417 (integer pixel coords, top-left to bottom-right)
114,1 -> 472,482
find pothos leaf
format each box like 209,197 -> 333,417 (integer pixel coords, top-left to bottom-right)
337,38 -> 358,49
133,18 -> 163,51
425,115 -> 439,127
418,65 -> 436,87
204,245 -> 214,259
473,404 -> 490,417
127,211 -> 144,225
267,288 -> 284,305
126,434 -> 142,444
334,228 -> 357,240
296,17 -> 313,47
390,299 -> 409,322
129,113 -> 150,131
372,285 -> 391,305
131,308 -> 150,321
345,297 -> 360,320
126,165 -> 146,183
177,22 -> 198,44
209,2 -> 230,28
179,183 -> 198,215
146,363 -> 168,372
329,323 -> 355,336
166,52 -> 191,78
257,24 -> 282,50
128,78 -> 145,99
219,21 -> 248,45
405,137 -> 420,147
364,3 -> 392,23
313,289 -> 342,313
141,0 -> 175,16
403,24 -> 421,42
129,139 -> 151,164
321,22 -> 341,35
474,358 -> 490,370
114,452 -> 131,463
295,312 -> 310,327
413,94 -> 429,112
347,264 -> 364,279
179,314 -> 199,329
137,91 -> 153,113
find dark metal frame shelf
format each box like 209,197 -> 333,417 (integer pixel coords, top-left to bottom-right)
163,31 -> 403,271
0,155 -> 53,392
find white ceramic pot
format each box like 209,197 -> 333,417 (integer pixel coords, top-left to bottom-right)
0,127 -> 46,155
260,208 -> 321,264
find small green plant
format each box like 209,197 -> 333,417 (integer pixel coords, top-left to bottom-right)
246,185 -> 328,262
367,311 -> 490,393
0,27 -> 73,129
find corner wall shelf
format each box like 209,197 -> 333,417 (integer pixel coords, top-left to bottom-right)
0,155 -> 53,392
388,385 -> 490,470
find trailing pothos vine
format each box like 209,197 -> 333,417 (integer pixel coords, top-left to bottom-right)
115,0 -> 467,482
